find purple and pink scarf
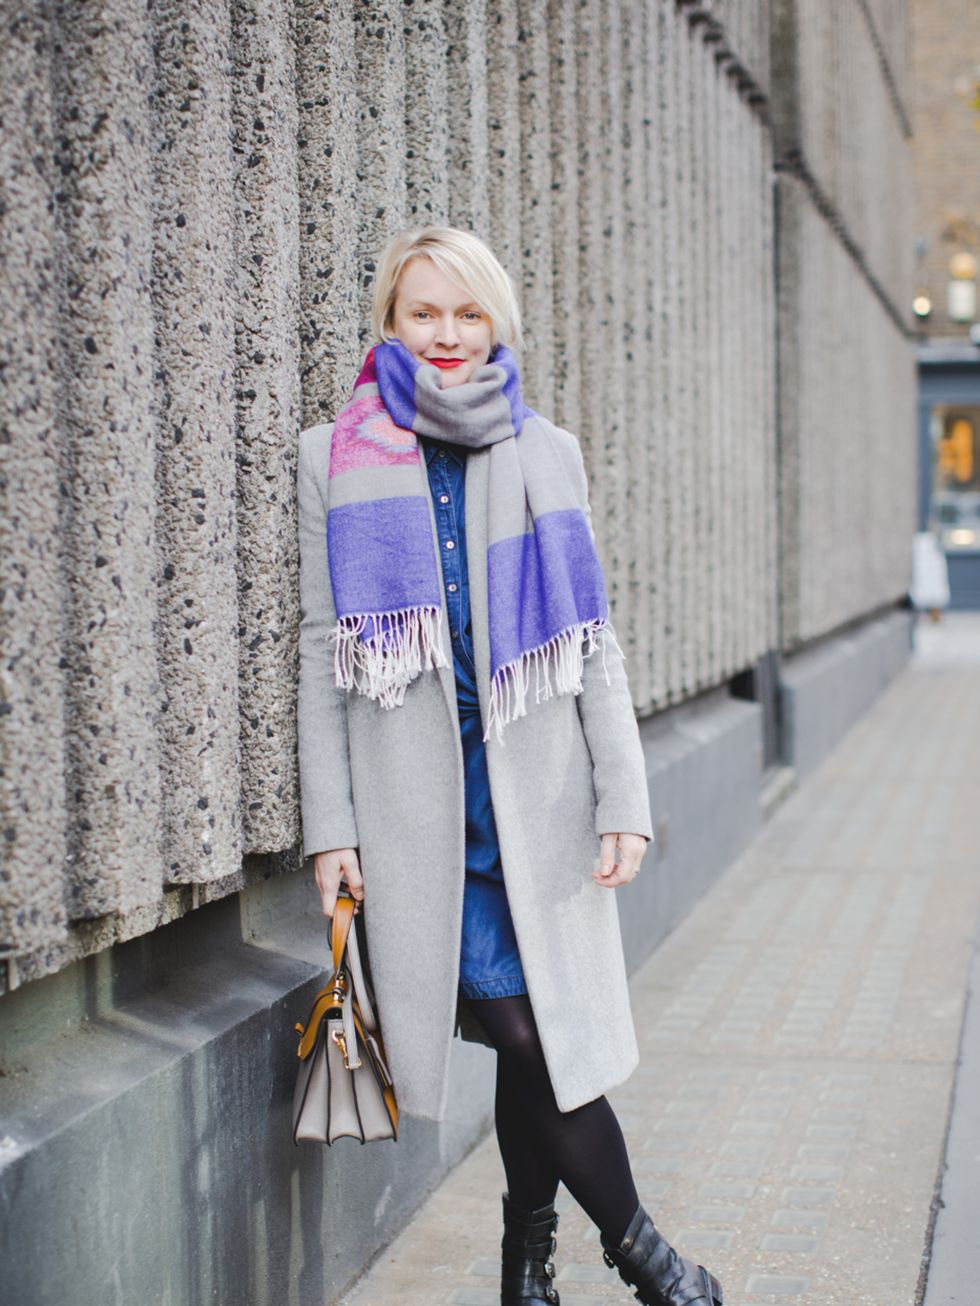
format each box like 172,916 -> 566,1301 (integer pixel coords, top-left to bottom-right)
325,337 -> 613,743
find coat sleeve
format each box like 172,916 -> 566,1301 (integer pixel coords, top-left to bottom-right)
296,425 -> 359,858
568,437 -> 654,842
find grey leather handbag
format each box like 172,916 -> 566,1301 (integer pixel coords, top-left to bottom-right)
291,892 -> 399,1145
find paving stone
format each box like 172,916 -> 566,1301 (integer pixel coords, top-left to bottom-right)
709,1160 -> 764,1178
720,1140 -> 771,1159
804,1124 -> 857,1140
739,1103 -> 791,1119
744,1275 -> 811,1295
675,1228 -> 735,1250
464,1260 -> 498,1277
555,1262 -> 618,1283
730,1120 -> 781,1137
796,1143 -> 851,1162
653,1118 -> 704,1136
779,1186 -> 838,1207
686,1205 -> 748,1224
770,1209 -> 830,1230
699,1180 -> 759,1200
760,1233 -> 820,1253
789,1163 -> 846,1182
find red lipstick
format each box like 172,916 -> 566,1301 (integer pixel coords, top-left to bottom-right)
427,358 -> 466,369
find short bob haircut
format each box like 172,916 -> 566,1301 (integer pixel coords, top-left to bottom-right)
371,226 -> 524,351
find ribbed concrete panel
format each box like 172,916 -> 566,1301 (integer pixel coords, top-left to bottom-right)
757,114 -> 778,653
675,14 -> 697,694
515,0 -> 555,416
776,173 -> 915,648
546,0 -> 581,438
689,20 -> 711,690
295,0 -> 360,422
486,3 -> 522,287
863,0 -> 911,109
404,0 -> 450,224
6,0 -> 901,980
596,0 -> 629,660
706,0 -> 772,96
231,2 -> 303,858
54,0 -> 165,916
151,1 -> 243,888
1,13 -> 70,957
354,1 -> 407,349
621,0 -> 653,700
775,0 -> 912,313
654,2 -> 683,699
574,0 -> 605,565
641,0 -> 668,710
701,31 -> 721,688
445,1 -> 490,238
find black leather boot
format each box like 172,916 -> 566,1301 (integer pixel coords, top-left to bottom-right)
600,1204 -> 723,1305
500,1192 -> 561,1305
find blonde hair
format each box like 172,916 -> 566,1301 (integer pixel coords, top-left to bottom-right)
371,226 -> 524,350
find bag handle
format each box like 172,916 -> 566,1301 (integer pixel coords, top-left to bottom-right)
332,890 -> 380,1037
330,892 -> 356,975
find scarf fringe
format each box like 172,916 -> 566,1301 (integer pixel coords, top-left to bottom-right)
330,605 -> 449,709
482,618 -> 622,746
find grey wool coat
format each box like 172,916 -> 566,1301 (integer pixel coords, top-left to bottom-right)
296,417 -> 654,1122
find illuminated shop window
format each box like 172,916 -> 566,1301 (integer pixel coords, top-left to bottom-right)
930,405 -> 980,551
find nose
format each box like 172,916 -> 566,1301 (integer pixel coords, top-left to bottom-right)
435,314 -> 460,347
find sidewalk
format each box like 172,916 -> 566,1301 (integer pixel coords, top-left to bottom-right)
345,612 -> 980,1306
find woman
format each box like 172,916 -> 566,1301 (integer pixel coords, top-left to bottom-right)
296,226 -> 723,1306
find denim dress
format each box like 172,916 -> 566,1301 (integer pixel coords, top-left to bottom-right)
420,436 -> 529,1000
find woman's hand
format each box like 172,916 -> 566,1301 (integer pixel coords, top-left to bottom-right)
593,832 -> 649,889
313,847 -> 364,917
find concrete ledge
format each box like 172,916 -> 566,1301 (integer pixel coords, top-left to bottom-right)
0,879 -> 496,1306
780,608 -> 913,778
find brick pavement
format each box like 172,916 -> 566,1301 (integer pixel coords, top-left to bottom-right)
344,613 -> 980,1306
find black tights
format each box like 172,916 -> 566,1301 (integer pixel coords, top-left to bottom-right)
468,993 -> 639,1246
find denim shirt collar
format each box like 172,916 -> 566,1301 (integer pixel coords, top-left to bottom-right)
420,436 -> 465,469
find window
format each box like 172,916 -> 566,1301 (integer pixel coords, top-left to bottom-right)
930,405 -> 980,551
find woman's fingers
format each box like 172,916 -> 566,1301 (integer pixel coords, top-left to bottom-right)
596,831 -> 619,881
592,832 -> 648,888
342,852 -> 365,912
313,847 -> 362,917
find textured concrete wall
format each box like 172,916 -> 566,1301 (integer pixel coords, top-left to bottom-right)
1,0 -> 779,981
770,0 -> 917,648
909,0 -> 980,341
1,0 -> 913,987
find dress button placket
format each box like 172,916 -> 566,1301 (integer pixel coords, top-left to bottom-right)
432,460 -> 462,643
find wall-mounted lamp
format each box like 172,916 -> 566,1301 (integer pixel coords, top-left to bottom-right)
948,251 -> 978,322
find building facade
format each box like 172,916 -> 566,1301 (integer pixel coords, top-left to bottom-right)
0,3 -> 916,1303
911,0 -> 980,608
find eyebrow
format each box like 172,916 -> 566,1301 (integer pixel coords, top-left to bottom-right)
403,299 -> 482,311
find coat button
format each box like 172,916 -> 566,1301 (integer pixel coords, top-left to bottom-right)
445,540 -> 455,549
448,583 -> 458,592
439,494 -> 449,503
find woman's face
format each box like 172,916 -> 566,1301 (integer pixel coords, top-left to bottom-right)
391,257 -> 493,388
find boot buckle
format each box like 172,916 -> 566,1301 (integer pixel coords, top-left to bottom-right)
602,1250 -> 616,1270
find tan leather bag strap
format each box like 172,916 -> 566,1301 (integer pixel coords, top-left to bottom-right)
331,893 -> 356,974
